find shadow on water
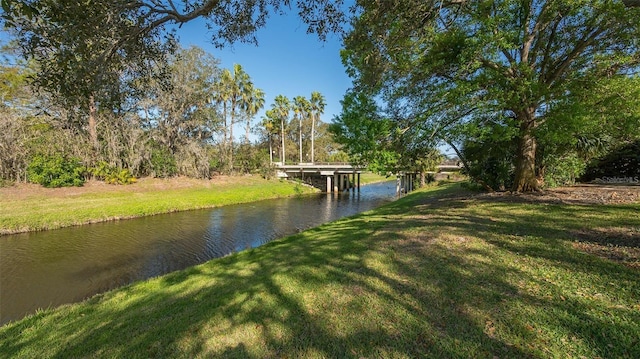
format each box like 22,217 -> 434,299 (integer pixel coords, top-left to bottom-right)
0,181 -> 397,325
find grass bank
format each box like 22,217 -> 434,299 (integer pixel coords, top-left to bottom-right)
0,176 -> 316,235
358,172 -> 393,185
1,183 -> 639,358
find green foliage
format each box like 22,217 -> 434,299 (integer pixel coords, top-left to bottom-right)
462,137 -> 515,191
581,141 -> 640,183
330,91 -> 400,173
326,150 -> 349,163
0,22 -> 344,185
259,164 -> 277,180
543,154 -> 586,188
89,161 -> 136,185
105,169 -> 136,185
459,119 -> 518,191
88,161 -> 111,180
6,0 -> 176,120
208,154 -> 225,175
26,154 -> 85,188
150,147 -> 177,178
234,144 -> 269,175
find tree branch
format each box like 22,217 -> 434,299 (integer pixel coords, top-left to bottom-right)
139,0 -> 221,24
521,0 -> 550,65
481,59 -> 514,78
544,26 -> 608,85
536,14 -> 560,83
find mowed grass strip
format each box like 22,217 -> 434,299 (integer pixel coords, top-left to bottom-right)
0,177 -> 315,234
1,183 -> 638,358
358,172 -> 392,185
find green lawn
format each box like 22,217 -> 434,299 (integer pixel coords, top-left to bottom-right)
358,171 -> 393,185
0,177 -> 315,234
1,183 -> 638,358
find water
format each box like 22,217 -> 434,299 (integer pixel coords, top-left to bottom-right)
0,181 -> 397,326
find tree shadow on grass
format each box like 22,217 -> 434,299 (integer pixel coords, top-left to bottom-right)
1,185 -> 638,358
1,221 -> 530,357
378,187 -> 640,356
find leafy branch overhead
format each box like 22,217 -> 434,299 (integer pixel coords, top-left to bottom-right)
0,0 -> 344,107
1,0 -> 346,62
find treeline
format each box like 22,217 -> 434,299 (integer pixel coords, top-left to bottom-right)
0,45 -> 344,187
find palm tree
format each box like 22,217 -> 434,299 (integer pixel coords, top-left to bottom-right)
262,109 -> 279,164
243,87 -> 265,144
293,95 -> 310,163
215,64 -> 253,171
229,64 -> 252,170
272,95 -> 290,164
309,91 -> 326,163
214,69 -> 234,168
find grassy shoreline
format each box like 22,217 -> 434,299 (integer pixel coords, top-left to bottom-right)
1,183 -> 638,358
0,176 -> 316,235
0,173 -> 391,235
358,172 -> 393,185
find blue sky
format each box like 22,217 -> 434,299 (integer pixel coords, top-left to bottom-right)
176,14 -> 453,156
176,11 -> 352,134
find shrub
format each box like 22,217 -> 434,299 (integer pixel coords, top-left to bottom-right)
234,144 -> 268,175
425,172 -> 436,184
260,164 -> 277,180
0,178 -> 13,188
150,147 -> 177,178
27,154 -> 86,188
543,153 -> 586,188
462,137 -> 515,191
89,161 -> 136,185
89,161 -> 111,180
105,168 -> 136,185
581,141 -> 640,183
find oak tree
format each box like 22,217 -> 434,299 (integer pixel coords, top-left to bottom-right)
342,0 -> 640,191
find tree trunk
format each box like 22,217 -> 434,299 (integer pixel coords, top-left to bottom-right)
245,115 -> 251,144
311,114 -> 315,163
512,108 -> 540,192
280,119 -> 285,164
88,93 -> 98,151
269,134 -> 273,164
229,101 -> 235,171
222,102 -> 228,169
299,115 -> 302,163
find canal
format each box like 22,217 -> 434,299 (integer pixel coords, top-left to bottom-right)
0,181 -> 397,326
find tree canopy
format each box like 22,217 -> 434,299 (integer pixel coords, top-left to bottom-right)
1,0 -> 345,99
340,0 -> 640,191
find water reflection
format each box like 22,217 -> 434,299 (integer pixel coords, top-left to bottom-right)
0,181 -> 396,325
